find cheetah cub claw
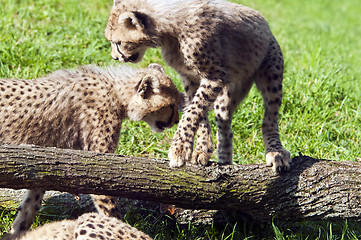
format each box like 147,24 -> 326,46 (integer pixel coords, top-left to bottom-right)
266,149 -> 291,172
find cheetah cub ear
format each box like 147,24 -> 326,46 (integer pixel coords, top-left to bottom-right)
113,0 -> 121,7
136,75 -> 160,99
147,63 -> 165,73
119,12 -> 147,31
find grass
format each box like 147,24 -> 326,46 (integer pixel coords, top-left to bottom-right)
0,0 -> 360,239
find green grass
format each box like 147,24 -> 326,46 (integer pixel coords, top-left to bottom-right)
1,0 -> 361,239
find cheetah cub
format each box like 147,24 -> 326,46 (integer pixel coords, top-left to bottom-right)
0,63 -> 180,238
14,213 -> 153,240
105,0 -> 291,172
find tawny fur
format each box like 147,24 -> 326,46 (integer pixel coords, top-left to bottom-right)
105,0 -> 291,171
1,63 -> 180,238
14,213 -> 153,240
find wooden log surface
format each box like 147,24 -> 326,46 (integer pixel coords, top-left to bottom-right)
0,144 -> 360,222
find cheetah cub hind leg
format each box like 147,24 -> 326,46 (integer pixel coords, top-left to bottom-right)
255,38 -> 291,172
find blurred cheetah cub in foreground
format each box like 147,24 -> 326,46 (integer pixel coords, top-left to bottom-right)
0,63 -> 180,238
105,0 -> 291,171
16,212 -> 153,240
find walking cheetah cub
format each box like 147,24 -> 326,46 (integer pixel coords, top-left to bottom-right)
14,213 -> 153,240
105,0 -> 291,172
0,63 -> 180,238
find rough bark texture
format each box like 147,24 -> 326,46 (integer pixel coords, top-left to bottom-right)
0,144 -> 360,222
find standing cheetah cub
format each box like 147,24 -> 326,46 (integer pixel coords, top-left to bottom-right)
105,0 -> 291,172
15,213 -> 153,240
0,63 -> 180,238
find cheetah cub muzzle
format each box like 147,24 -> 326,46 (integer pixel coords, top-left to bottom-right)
0,63 -> 180,238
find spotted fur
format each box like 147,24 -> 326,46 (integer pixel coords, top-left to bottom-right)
13,213 -> 153,240
105,0 -> 291,171
1,63 -> 180,238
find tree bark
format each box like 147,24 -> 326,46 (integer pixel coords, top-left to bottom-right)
0,144 -> 360,222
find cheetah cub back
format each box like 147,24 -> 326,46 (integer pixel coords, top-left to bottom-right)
0,63 -> 180,238
16,212 -> 153,240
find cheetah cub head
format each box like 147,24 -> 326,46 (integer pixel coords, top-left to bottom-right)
130,64 -> 180,132
105,2 -> 158,63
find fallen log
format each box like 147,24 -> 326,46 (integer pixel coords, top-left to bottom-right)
0,144 -> 360,222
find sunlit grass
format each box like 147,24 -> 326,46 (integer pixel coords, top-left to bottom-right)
1,0 -> 360,239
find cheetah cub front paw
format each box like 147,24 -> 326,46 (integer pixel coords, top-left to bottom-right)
190,141 -> 213,166
191,151 -> 212,166
266,149 -> 291,173
168,138 -> 193,168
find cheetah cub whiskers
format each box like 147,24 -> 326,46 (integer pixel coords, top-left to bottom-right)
0,63 -> 180,238
14,213 -> 153,240
105,0 -> 291,171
